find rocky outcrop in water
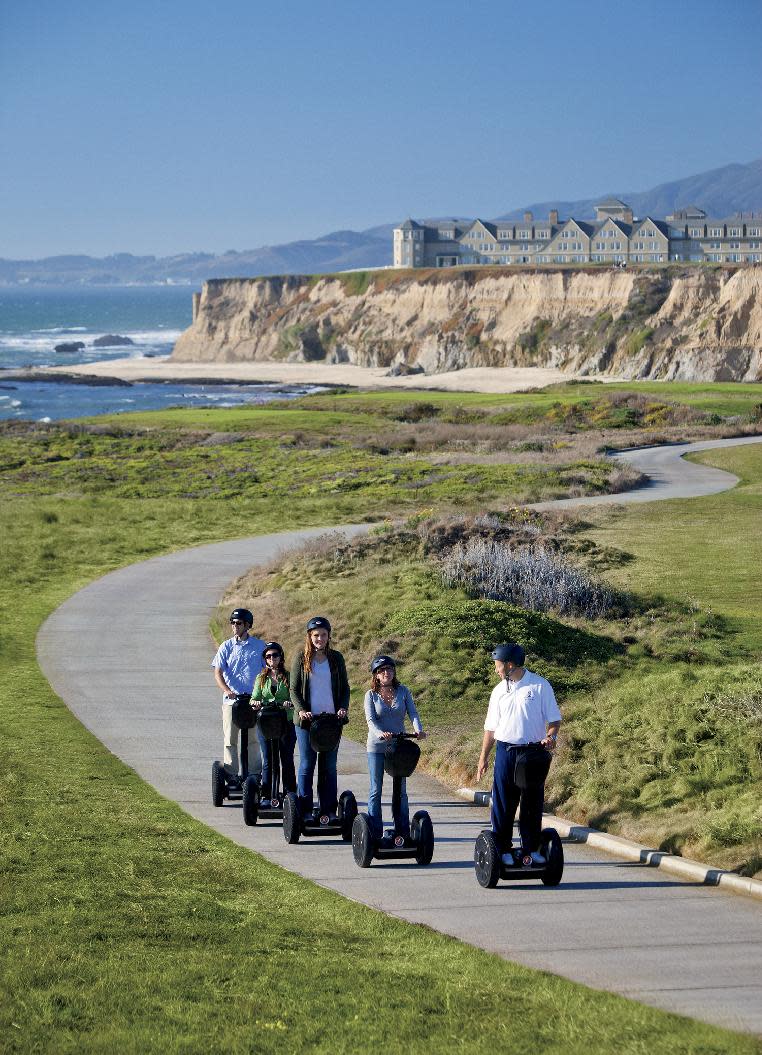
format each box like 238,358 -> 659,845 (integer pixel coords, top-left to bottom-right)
172,266 -> 762,381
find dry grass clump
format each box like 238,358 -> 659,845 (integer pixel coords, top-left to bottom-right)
441,537 -> 622,619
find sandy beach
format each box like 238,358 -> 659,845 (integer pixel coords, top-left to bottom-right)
35,357 -> 614,394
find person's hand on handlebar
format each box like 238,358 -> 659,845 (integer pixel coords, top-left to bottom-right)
381,731 -> 394,740
299,710 -> 312,721
416,731 -> 427,740
337,708 -> 347,720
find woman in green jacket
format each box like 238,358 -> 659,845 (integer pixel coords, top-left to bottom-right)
252,641 -> 296,802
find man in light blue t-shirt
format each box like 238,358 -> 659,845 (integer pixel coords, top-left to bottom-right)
212,608 -> 265,784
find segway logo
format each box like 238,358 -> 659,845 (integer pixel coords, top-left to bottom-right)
319,814 -> 330,826
271,798 -> 280,808
394,835 -> 405,848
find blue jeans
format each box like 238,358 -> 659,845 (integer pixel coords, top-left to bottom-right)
367,751 -> 410,839
295,725 -> 338,815
257,721 -> 296,797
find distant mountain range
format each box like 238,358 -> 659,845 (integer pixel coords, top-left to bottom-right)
2,158 -> 760,286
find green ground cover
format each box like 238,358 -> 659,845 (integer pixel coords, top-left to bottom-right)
1,383 -> 761,1052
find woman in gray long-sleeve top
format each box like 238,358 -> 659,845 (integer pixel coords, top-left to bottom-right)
364,655 -> 425,839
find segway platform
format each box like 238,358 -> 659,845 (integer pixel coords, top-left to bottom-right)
242,703 -> 292,826
352,809 -> 434,867
474,827 -> 564,887
283,789 -> 357,843
351,733 -> 434,867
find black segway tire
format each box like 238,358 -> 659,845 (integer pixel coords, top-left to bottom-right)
212,761 -> 226,807
474,830 -> 501,888
242,776 -> 260,826
339,790 -> 358,842
352,813 -> 375,868
412,809 -> 434,866
540,827 -> 564,886
283,792 -> 301,844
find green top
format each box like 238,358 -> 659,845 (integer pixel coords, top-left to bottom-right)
252,671 -> 294,722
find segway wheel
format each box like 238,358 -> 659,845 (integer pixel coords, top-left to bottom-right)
283,792 -> 301,844
352,813 -> 375,868
474,830 -> 501,888
212,761 -> 226,807
412,809 -> 434,866
339,790 -> 358,843
540,827 -> 564,887
242,776 -> 260,826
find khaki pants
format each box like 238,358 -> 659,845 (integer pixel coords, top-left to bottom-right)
221,699 -> 262,779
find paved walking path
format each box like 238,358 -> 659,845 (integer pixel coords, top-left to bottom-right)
37,438 -> 762,1034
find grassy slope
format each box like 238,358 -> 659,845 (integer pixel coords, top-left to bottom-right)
1,390 -> 761,1053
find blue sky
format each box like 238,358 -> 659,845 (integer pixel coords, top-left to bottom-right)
1,0 -> 760,258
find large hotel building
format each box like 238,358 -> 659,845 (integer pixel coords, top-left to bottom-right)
393,198 -> 762,269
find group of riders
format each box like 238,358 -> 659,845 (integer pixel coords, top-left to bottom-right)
213,607 -> 562,862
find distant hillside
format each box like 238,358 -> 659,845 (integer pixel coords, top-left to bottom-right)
2,158 -> 760,286
497,159 -> 762,222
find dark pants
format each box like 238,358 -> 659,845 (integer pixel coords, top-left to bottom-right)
295,725 -> 338,815
257,721 -> 297,796
491,741 -> 551,854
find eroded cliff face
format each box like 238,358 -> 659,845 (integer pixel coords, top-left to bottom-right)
171,266 -> 762,381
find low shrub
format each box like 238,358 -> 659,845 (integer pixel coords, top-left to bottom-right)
440,538 -> 622,619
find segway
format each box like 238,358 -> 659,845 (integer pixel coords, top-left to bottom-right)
212,693 -> 258,813
474,826 -> 564,888
282,713 -> 357,844
243,702 -> 291,826
352,733 -> 434,867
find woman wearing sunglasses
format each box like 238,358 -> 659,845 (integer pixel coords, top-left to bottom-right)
364,655 -> 425,840
252,641 -> 296,804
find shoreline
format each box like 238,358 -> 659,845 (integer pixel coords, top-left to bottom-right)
3,357 -> 619,394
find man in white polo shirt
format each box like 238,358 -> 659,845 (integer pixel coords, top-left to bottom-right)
476,642 -> 561,866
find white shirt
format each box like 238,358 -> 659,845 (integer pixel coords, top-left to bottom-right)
484,669 -> 561,744
309,657 -> 334,715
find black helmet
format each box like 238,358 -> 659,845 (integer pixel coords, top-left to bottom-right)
263,641 -> 284,658
231,692 -> 257,729
308,713 -> 343,753
491,642 -> 526,665
230,608 -> 253,627
307,616 -> 331,632
370,655 -> 396,674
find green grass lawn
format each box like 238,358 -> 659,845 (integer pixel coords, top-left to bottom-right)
1,387 -> 761,1052
583,444 -> 762,650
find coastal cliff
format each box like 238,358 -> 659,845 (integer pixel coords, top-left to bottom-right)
171,266 -> 762,381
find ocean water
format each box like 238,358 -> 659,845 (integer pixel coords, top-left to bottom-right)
0,286 -> 314,421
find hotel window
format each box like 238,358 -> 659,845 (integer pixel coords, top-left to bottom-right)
749,228 -> 760,236
710,228 -> 722,237
730,228 -> 740,237
690,228 -> 702,236
729,242 -> 740,250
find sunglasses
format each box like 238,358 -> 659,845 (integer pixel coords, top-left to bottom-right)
264,652 -> 281,660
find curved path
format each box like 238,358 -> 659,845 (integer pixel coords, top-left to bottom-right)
37,438 -> 762,1034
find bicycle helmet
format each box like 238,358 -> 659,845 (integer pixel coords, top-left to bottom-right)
491,642 -> 525,665
230,608 -> 253,627
370,655 -> 396,674
263,641 -> 284,657
306,616 -> 331,632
